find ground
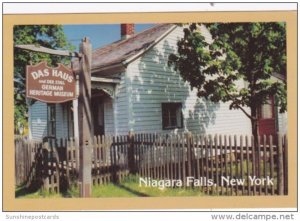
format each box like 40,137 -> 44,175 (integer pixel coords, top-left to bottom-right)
15,175 -> 205,198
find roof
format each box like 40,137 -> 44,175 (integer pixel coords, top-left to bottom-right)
91,23 -> 175,75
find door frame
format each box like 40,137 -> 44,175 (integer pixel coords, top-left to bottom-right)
258,95 -> 277,138
91,95 -> 105,136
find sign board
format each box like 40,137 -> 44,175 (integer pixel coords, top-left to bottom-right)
26,61 -> 76,103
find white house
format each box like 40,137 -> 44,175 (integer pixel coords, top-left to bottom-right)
28,23 -> 287,140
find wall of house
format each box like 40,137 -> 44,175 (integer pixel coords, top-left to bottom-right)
124,25 -> 252,136
114,73 -> 129,134
104,97 -> 115,135
55,104 -> 69,139
29,101 -> 70,140
29,101 -> 48,140
277,110 -> 288,135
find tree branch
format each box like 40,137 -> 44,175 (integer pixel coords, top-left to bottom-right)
235,104 -> 255,120
219,76 -> 255,121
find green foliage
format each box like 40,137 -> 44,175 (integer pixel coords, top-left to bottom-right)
14,25 -> 75,134
169,23 -> 287,126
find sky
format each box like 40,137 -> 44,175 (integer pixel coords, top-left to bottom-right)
63,24 -> 155,51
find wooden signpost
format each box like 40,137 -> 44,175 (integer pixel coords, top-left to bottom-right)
78,37 -> 92,197
16,37 -> 93,197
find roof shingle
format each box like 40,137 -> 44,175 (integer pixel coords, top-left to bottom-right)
92,23 -> 175,72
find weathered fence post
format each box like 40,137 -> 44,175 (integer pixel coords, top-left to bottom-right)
78,37 -> 92,197
52,142 -> 60,193
269,135 -> 275,195
128,131 -> 135,173
283,135 -> 288,195
43,141 -> 50,191
186,132 -> 192,178
277,133 -> 284,195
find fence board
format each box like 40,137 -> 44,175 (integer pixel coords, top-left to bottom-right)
224,135 -> 228,195
269,135 -> 275,195
229,135 -> 233,196
214,135 -> 219,195
177,135 -> 182,183
196,135 -> 200,185
283,135 -> 288,195
251,136 -> 256,196
138,134 -> 142,177
263,135 -> 268,195
234,135 -> 238,195
258,135 -> 262,195
170,135 -> 174,180
240,135 -> 244,195
151,134 -> 155,179
277,134 -> 284,195
246,136 -> 250,196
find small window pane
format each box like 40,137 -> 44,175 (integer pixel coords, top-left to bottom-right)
261,99 -> 273,119
47,104 -> 56,137
176,108 -> 182,127
170,116 -> 177,126
162,103 -> 183,129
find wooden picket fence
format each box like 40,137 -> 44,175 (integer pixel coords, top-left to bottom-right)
130,133 -> 288,196
15,139 -> 41,187
15,133 -> 288,196
15,138 -> 61,193
15,136 -> 130,192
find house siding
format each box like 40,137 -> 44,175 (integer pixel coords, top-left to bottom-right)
104,98 -> 115,135
278,110 -> 288,135
55,104 -> 64,139
125,26 -> 252,136
29,101 -> 48,140
55,104 -> 70,139
114,73 -> 129,134
29,101 -> 70,140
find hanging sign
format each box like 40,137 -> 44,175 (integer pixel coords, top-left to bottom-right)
26,61 -> 76,103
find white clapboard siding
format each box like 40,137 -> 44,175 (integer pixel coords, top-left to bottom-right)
29,102 -> 71,140
29,101 -> 48,140
114,73 -> 129,134
55,103 -> 70,139
55,104 -> 64,139
104,98 -> 115,135
125,25 -> 252,135
277,109 -> 288,134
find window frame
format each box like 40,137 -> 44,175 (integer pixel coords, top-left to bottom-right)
259,96 -> 275,120
47,104 -> 56,138
64,102 -> 74,138
161,102 -> 183,130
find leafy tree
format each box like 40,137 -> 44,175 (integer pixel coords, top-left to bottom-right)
169,23 -> 287,146
14,25 -> 74,135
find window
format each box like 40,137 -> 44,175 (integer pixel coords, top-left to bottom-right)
162,103 -> 183,130
260,97 -> 274,119
66,102 -> 74,138
47,104 -> 56,137
261,103 -> 273,119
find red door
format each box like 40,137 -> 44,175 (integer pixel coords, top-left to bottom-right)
258,96 -> 276,139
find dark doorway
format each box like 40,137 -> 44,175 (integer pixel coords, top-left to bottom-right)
92,97 -> 105,136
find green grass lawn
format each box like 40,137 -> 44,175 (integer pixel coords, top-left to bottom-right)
16,159 -> 276,199
15,185 -> 63,199
16,175 -> 205,198
92,175 -> 205,197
